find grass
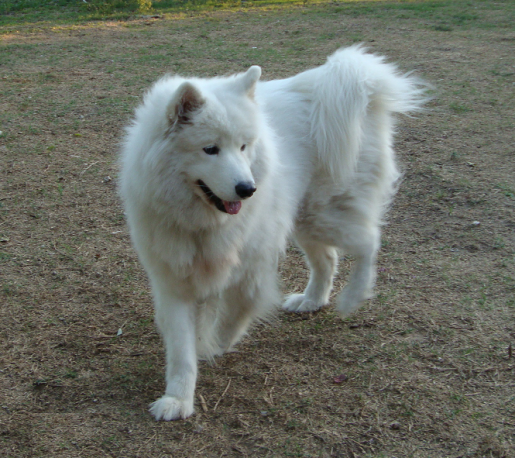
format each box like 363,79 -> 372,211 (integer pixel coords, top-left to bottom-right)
1,0 -> 514,31
450,102 -> 471,113
496,183 -> 515,199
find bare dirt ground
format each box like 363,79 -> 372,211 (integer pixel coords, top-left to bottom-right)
1,2 -> 514,457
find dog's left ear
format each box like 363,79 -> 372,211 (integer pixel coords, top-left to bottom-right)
238,66 -> 261,99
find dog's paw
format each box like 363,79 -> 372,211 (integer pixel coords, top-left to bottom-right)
336,288 -> 372,317
282,294 -> 323,313
149,395 -> 194,421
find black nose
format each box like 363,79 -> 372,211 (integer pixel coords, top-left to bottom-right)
235,182 -> 256,199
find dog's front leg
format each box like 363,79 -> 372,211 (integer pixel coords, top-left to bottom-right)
150,296 -> 197,421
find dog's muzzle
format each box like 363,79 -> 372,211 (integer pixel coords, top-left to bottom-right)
197,180 -> 255,215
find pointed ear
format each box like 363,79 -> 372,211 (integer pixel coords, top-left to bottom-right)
167,82 -> 205,127
238,66 -> 261,99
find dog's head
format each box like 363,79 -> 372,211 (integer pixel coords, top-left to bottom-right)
165,66 -> 263,216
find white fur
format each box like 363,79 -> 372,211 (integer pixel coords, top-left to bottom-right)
119,46 -> 427,420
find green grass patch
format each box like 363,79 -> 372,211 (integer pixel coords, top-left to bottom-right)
496,183 -> 515,199
1,0 -> 514,31
450,102 -> 471,113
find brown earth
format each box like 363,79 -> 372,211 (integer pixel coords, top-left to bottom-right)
1,2 -> 514,457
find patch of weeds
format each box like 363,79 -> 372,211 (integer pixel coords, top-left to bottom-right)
318,32 -> 336,41
400,402 -> 415,417
450,393 -> 468,405
0,252 -> 12,262
450,102 -> 471,113
491,67 -> 515,78
466,197 -> 486,206
447,408 -> 463,418
495,183 -> 515,199
431,325 -> 454,338
450,151 -> 460,161
283,438 -> 305,457
493,237 -> 505,250
3,283 -> 15,296
286,419 -> 301,430
348,33 -> 364,43
375,290 -> 400,311
460,347 -> 475,357
294,398 -> 312,413
101,434 -> 121,449
87,0 -> 152,16
41,72 -> 60,83
477,292 -> 491,310
434,24 -> 453,32
399,327 -> 415,337
471,411 -> 486,419
19,101 -> 31,112
64,369 -> 78,379
434,190 -> 447,201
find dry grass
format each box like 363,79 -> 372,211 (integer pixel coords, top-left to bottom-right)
1,1 -> 514,457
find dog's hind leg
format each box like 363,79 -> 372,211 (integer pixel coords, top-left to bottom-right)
216,295 -> 255,352
288,199 -> 383,316
217,269 -> 280,352
283,239 -> 338,313
335,223 -> 381,317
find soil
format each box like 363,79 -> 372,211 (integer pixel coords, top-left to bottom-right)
1,2 -> 514,457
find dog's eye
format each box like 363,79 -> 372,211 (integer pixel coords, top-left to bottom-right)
241,144 -> 246,152
203,146 -> 219,155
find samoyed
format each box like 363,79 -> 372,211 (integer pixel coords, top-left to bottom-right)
119,46 -> 427,420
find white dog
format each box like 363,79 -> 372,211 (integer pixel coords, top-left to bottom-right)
119,46 -> 426,421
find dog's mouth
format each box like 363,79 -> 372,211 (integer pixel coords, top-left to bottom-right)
197,180 -> 242,215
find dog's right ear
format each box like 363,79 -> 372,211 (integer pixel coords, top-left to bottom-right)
167,82 -> 205,128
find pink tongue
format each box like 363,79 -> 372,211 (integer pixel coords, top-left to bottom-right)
223,200 -> 241,215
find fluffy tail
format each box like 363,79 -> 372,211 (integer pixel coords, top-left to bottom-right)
295,45 -> 429,183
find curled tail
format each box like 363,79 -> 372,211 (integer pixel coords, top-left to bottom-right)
295,45 -> 429,183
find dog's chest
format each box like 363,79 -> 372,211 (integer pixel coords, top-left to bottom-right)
186,240 -> 242,296
192,250 -> 239,279
156,222 -> 245,297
